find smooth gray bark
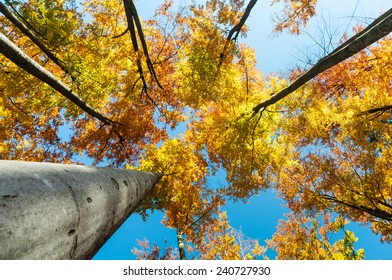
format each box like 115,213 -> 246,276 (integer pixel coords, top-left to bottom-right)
0,160 -> 161,259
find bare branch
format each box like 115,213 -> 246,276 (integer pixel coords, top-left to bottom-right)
6,95 -> 31,118
227,0 -> 258,42
250,110 -> 263,175
322,194 -> 392,222
187,199 -> 219,230
112,28 -> 129,39
4,0 -> 47,40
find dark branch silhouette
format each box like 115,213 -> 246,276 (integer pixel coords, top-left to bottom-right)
219,0 -> 258,67
323,194 -> 392,222
122,0 -> 163,91
360,105 -> 392,116
227,0 -> 258,42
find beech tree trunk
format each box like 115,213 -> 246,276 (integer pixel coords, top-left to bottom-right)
252,8 -> 392,114
0,32 -> 113,125
0,160 -> 161,260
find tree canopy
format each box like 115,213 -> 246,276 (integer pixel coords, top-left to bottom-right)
1,0 -> 391,259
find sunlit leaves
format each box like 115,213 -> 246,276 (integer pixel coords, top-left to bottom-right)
273,35 -> 392,243
1,0 -> 186,165
267,212 -> 364,259
14,0 -> 81,48
271,0 -> 318,34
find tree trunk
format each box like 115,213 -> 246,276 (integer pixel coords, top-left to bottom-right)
0,3 -> 70,76
0,160 -> 161,260
177,229 -> 186,260
0,32 -> 114,125
252,8 -> 392,114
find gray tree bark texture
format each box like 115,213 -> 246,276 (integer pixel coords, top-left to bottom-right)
0,160 -> 161,260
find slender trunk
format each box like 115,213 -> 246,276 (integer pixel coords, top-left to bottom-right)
252,8 -> 392,114
0,160 -> 161,259
177,229 -> 186,260
0,33 -> 114,125
122,0 -> 163,89
0,3 -> 71,76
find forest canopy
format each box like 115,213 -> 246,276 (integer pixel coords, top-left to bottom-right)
1,0 -> 391,259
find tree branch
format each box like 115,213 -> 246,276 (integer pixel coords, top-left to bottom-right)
112,28 -> 129,39
323,194 -> 392,222
187,199 -> 218,230
128,1 -> 163,89
4,0 -> 47,40
122,0 -> 163,89
227,0 -> 258,42
219,0 -> 258,66
6,95 -> 31,118
252,8 -> 392,115
360,105 -> 392,116
0,32 -> 115,125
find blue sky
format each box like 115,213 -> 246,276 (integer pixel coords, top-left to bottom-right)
93,0 -> 392,260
